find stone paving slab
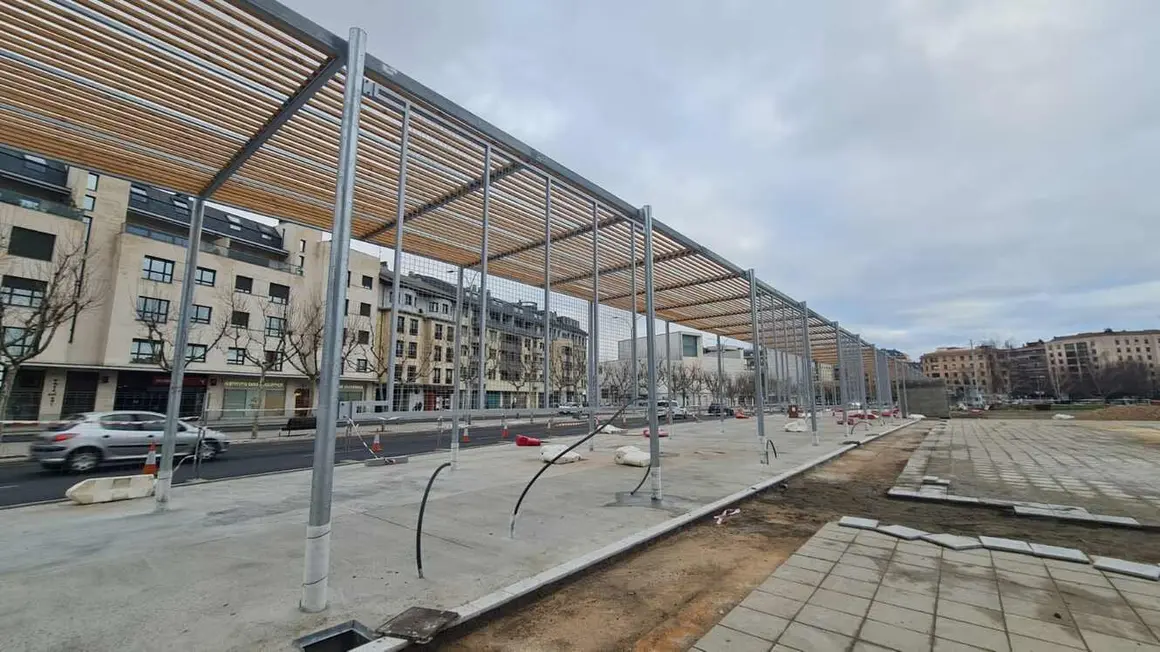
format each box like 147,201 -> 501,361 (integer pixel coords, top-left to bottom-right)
891,420 -> 1160,524
696,522 -> 1160,652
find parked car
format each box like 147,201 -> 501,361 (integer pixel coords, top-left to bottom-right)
706,403 -> 735,417
556,402 -> 584,416
29,411 -> 230,473
631,399 -> 689,419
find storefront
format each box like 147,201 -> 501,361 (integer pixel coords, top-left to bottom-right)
220,379 -> 286,420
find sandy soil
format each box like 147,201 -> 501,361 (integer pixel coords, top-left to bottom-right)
434,422 -> 1160,651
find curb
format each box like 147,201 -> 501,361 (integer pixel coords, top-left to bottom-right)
353,419 -> 922,651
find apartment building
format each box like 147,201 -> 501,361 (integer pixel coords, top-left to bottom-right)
1045,329 -> 1160,396
377,269 -> 588,411
994,341 -> 1049,398
920,346 -> 996,399
0,146 -> 380,421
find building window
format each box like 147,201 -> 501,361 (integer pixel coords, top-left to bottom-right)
81,195 -> 96,211
407,342 -> 417,358
429,301 -> 439,312
434,347 -> 442,362
136,296 -> 170,324
195,267 -> 216,287
299,239 -> 306,252
445,369 -> 453,384
190,304 -> 212,325
185,343 -> 207,363
433,368 -> 442,384
231,310 -> 250,328
235,275 -> 253,294
394,365 -> 403,381
396,316 -> 405,333
395,340 -> 404,356
5,225 -> 53,261
409,319 -> 418,336
265,315 -> 286,337
141,255 -> 174,283
446,346 -> 454,362
85,172 -> 99,191
227,347 -> 246,365
355,358 -> 368,372
264,350 -> 283,371
2,326 -> 32,357
269,283 -> 290,305
346,271 -> 351,286
434,324 -> 443,340
0,275 -> 47,308
297,255 -> 305,269
681,334 -> 699,357
362,275 -> 373,289
404,294 -> 413,306
130,338 -> 162,363
344,299 -> 349,315
357,330 -> 370,345
407,366 -> 417,382
442,303 -> 449,314
359,302 -> 371,317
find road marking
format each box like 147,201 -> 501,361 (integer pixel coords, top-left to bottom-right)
0,485 -> 17,490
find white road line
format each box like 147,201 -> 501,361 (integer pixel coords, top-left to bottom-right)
0,485 -> 17,490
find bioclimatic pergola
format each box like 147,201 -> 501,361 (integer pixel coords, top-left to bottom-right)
0,0 -> 908,613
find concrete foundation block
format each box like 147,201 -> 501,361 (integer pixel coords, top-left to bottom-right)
979,536 -> 1032,554
876,524 -> 928,541
1092,556 -> 1160,581
1028,543 -> 1089,564
838,516 -> 879,530
921,533 -> 982,550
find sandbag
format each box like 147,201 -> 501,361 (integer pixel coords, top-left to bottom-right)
1052,413 -> 1076,420
614,445 -> 650,467
540,444 -> 582,463
784,419 -> 807,433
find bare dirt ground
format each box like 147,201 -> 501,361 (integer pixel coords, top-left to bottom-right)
434,421 -> 1160,652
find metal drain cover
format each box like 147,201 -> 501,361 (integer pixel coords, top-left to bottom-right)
376,606 -> 459,644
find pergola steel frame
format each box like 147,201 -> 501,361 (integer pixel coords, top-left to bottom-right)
0,0 -> 921,614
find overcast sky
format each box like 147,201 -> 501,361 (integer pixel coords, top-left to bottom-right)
284,0 -> 1160,357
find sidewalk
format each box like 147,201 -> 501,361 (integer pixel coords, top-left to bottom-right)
0,414 -> 912,651
695,521 -> 1160,651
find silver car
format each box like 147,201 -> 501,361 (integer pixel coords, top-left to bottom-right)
29,411 -> 230,473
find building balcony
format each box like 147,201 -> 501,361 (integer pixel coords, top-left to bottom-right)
125,223 -> 303,275
0,187 -> 84,221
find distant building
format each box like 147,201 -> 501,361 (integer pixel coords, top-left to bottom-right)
993,341 -> 1049,399
1045,329 -> 1159,398
920,346 -> 997,401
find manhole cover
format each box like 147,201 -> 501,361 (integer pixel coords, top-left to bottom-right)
376,606 -> 459,644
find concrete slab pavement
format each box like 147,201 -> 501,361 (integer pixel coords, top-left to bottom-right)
0,413 -> 911,652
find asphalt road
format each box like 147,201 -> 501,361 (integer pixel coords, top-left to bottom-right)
0,418 -> 653,507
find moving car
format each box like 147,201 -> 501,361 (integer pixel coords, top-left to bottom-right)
706,403 -> 735,416
633,399 -> 690,419
29,411 -> 230,473
557,402 -> 584,416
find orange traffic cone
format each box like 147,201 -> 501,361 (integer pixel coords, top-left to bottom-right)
142,441 -> 158,475
501,424 -> 509,439
461,426 -> 470,443
371,433 -> 382,454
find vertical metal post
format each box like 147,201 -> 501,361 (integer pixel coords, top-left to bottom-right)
716,333 -> 724,431
384,103 -> 411,412
642,206 -> 662,500
901,360 -> 910,417
801,301 -> 817,444
780,308 -> 791,407
665,320 -> 673,427
301,27 -> 366,614
154,195 -> 206,507
834,322 -> 847,434
748,270 -> 767,464
754,295 -> 764,406
450,267 -> 464,467
871,346 -> 882,425
542,179 -> 552,409
477,145 -> 492,410
630,222 -> 639,401
588,201 -> 600,450
772,305 -> 782,407
855,336 -> 868,419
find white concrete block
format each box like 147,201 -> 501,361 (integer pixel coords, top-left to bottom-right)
877,524 -> 928,541
1092,557 -> 1160,581
540,445 -> 581,464
784,420 -> 807,433
921,533 -> 982,550
887,488 -> 920,499
65,475 -> 155,505
979,536 -> 1032,554
839,516 -> 879,530
1029,543 -> 1089,564
613,446 -> 649,467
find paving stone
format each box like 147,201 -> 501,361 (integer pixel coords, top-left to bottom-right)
1009,633 -> 1077,651
859,618 -> 932,652
875,586 -> 938,614
796,545 -> 845,562
937,616 -> 1012,651
897,540 -> 942,558
1093,556 -> 1160,581
1026,543 -> 1089,564
808,587 -> 872,617
1050,567 -> 1114,588
938,598 -> 1004,630
943,587 -> 1001,611
720,605 -> 791,642
773,564 -> 826,586
1079,629 -> 1160,652
1088,514 -> 1142,526
1004,613 -> 1085,648
979,536 -> 1033,554
840,516 -> 880,530
1014,505 -> 1059,518
755,576 -> 817,602
795,603 -> 865,637
848,543 -> 895,559
831,563 -> 884,584
853,642 -> 895,652
839,553 -> 889,571
785,554 -> 836,574
867,600 -> 934,634
944,495 -> 982,505
923,533 -> 983,551
694,624 -> 773,652
893,552 -> 940,570
778,622 -> 854,651
888,487 -> 921,499
876,524 -> 928,541
1072,611 -> 1159,644
934,637 -> 992,651
820,574 -> 880,599
744,588 -> 808,619
1110,576 -> 1160,598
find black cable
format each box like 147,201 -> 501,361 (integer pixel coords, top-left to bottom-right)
766,438 -> 778,459
630,464 -> 651,496
510,403 -> 631,537
416,461 -> 453,579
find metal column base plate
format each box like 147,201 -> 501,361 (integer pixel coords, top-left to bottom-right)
376,606 -> 460,644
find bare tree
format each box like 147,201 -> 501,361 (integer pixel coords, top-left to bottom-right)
520,349 -> 544,408
666,361 -> 698,406
281,292 -> 364,408
702,364 -> 725,406
600,359 -> 635,406
0,229 -> 102,432
551,343 -> 587,404
220,293 -> 290,438
734,371 -> 755,406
